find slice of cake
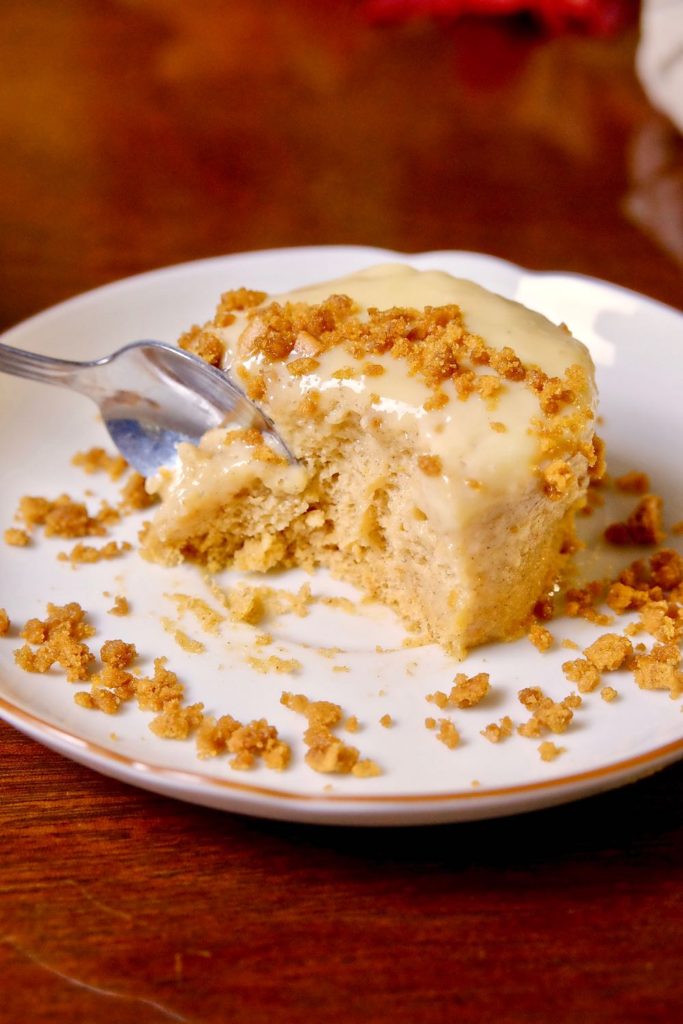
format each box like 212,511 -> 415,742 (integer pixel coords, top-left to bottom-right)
142,264 -> 600,657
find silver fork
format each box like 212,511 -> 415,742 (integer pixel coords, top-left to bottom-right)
0,340 -> 293,477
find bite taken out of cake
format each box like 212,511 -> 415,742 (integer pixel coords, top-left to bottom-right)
142,264 -> 602,658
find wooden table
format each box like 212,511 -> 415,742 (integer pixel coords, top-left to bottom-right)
2,3 -> 682,1021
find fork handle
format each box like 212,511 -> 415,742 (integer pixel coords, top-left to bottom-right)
0,341 -> 84,388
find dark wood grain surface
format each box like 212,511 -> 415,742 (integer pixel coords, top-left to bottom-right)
1,3 -> 682,1022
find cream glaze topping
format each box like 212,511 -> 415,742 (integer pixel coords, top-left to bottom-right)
149,265 -> 596,537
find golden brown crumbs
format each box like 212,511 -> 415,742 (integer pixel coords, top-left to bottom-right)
490,421 -> 507,433
74,689 -> 121,714
149,702 -> 205,740
615,471 -> 650,495
561,639 -> 580,651
481,716 -> 514,743
14,603 -> 95,682
528,623 -> 554,652
564,582 -> 612,625
218,287 -> 267,314
331,366 -> 358,380
225,719 -> 291,771
100,639 -> 136,668
0,609 -> 10,636
426,690 -> 449,709
417,454 -> 444,477
4,528 -> 30,547
517,687 -> 575,735
424,717 -> 436,730
604,495 -> 665,546
167,594 -> 224,634
161,618 -> 206,655
449,672 -> 490,708
195,714 -> 241,758
562,658 -> 601,693
363,362 -> 385,377
538,741 -> 564,762
333,665 -> 350,673
108,595 -> 129,616
379,714 -> 393,728
16,494 -> 109,539
179,324 -> 225,367
248,655 -> 301,675
119,472 -> 158,512
632,646 -> 683,697
58,540 -> 132,564
287,356 -> 320,377
135,658 -> 185,712
72,447 -> 128,480
583,634 -> 633,672
352,759 -> 381,778
226,586 -> 266,625
423,391 -> 449,411
281,691 -> 379,776
601,686 -> 618,702
344,715 -> 360,733
254,633 -> 273,647
235,364 -> 267,401
436,719 -> 460,750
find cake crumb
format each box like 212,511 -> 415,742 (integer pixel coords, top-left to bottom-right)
161,618 -> 206,655
424,717 -> 436,730
538,741 -> 564,761
4,528 -> 30,547
281,691 -> 379,775
108,595 -> 129,616
517,687 -> 575,735
561,639 -> 580,651
379,714 -> 393,728
601,686 -> 618,702
633,646 -> 683,697
344,715 -> 360,733
449,672 -> 490,708
615,471 -> 650,495
149,702 -> 205,740
14,602 -> 95,681
436,719 -> 460,750
583,634 -> 633,672
248,655 -> 301,674
72,448 -> 128,481
120,472 -> 158,512
604,494 -> 665,546
58,540 -> 132,564
0,609 -> 10,636
167,594 -> 224,634
481,716 -> 514,743
333,665 -> 350,673
528,623 -> 553,652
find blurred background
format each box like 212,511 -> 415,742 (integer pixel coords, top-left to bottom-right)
1,0 -> 681,328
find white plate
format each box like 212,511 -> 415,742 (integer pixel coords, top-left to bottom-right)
1,246 -> 683,826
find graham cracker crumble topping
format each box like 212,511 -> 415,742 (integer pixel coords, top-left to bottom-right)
583,633 -> 633,672
605,495 -> 665,546
247,655 -> 301,675
481,716 -> 514,743
108,595 -> 129,616
119,472 -> 158,512
427,672 -> 490,710
379,714 -> 393,728
15,603 -> 95,681
601,686 -> 618,702
528,622 -> 554,652
615,471 -> 650,495
161,617 -> 206,654
4,528 -> 30,547
58,540 -> 132,564
517,687 -> 579,737
435,719 -> 460,750
0,609 -> 10,636
562,658 -> 601,693
72,448 -> 128,481
281,691 -> 380,776
538,741 -> 564,761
